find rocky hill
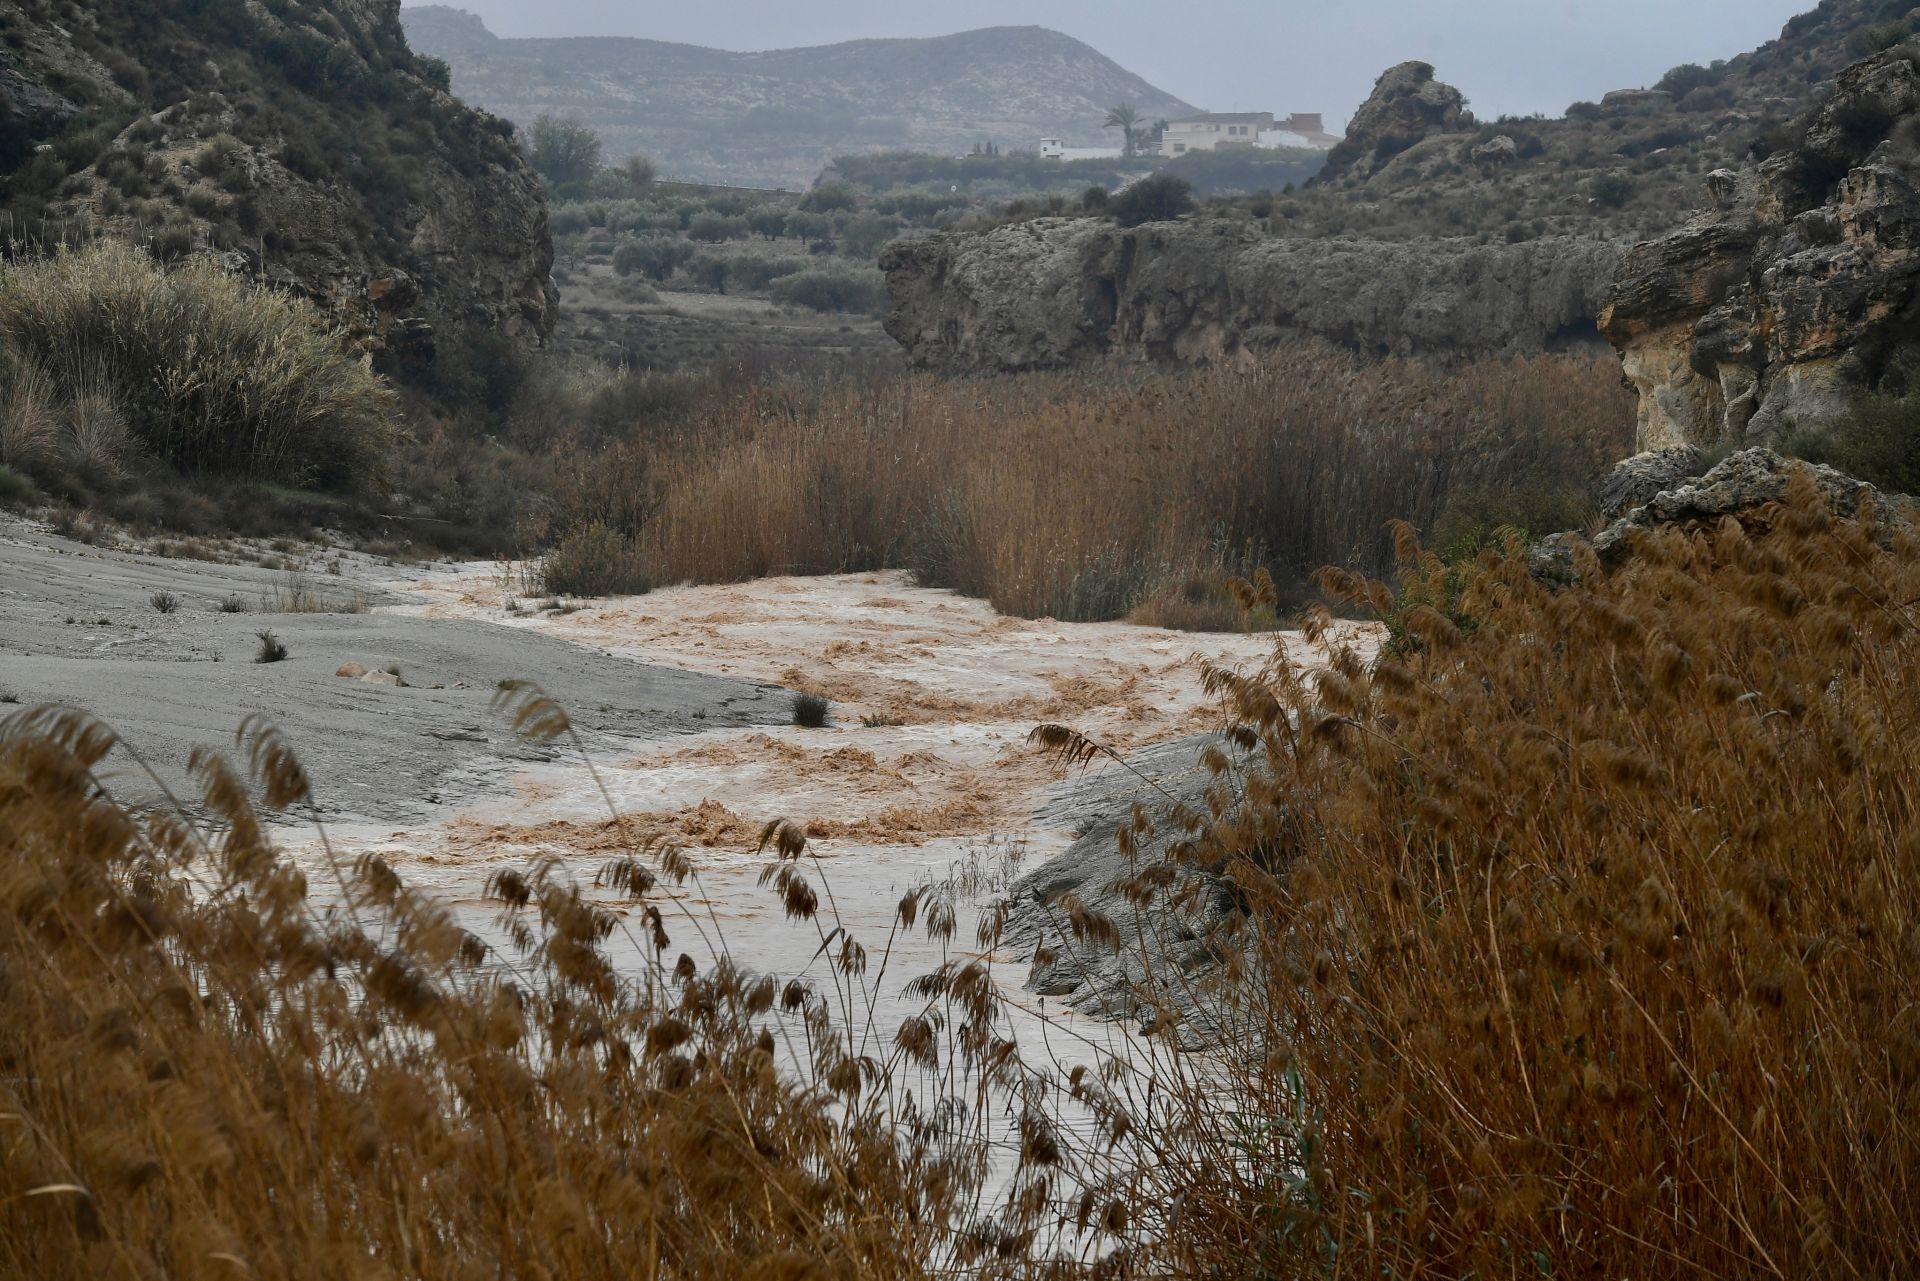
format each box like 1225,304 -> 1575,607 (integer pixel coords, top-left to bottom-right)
399,7 -> 1194,190
0,0 -> 555,363
881,2 -> 1920,373
1287,0 -> 1920,244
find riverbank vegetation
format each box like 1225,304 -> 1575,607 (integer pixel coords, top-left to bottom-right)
4,479 -> 1915,1276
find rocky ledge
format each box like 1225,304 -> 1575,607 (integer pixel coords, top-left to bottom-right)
882,218 -> 1628,372
1602,45 -> 1920,451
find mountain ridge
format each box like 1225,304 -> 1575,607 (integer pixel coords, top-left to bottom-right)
401,6 -> 1196,188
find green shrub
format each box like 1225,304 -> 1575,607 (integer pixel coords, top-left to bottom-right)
836,211 -> 900,260
1591,172 -> 1637,208
730,256 -> 808,292
0,242 -> 399,491
1108,174 -> 1195,228
611,235 -> 695,281
541,521 -> 652,597
770,266 -> 887,316
686,210 -> 748,243
1785,392 -> 1920,494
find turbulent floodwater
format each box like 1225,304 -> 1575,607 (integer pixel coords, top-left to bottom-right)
291,568 -> 1362,1130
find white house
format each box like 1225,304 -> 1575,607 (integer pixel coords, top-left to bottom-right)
1162,111 -> 1341,156
1160,112 -> 1272,156
1039,138 -> 1125,162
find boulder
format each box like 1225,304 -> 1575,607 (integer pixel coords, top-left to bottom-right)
1601,46 -> 1920,452
335,662 -> 369,679
1531,448 -> 1907,582
1321,61 -> 1472,182
1596,445 -> 1710,522
1471,135 -> 1519,166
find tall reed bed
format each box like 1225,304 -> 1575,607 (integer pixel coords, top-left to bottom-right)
1111,476 -> 1920,1275
542,344 -> 1634,619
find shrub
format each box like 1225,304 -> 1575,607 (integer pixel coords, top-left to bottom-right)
747,206 -> 789,239
149,590 -> 178,614
1591,172 -> 1637,208
1785,391 -> 1920,494
540,521 -> 652,597
729,256 -> 808,292
836,210 -> 900,260
686,210 -> 748,243
791,692 -> 831,728
612,235 -> 695,282
0,242 -> 399,491
769,266 -> 887,315
685,252 -> 731,293
798,183 -> 857,213
253,629 -> 288,663
1653,61 -> 1722,96
525,113 -> 602,195
1108,174 -> 1195,228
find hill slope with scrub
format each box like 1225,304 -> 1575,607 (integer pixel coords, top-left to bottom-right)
0,0 -> 556,364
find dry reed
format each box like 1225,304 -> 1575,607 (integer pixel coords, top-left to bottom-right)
1094,472 -> 1920,1276
547,343 -> 1632,619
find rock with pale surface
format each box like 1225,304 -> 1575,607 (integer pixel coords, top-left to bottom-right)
1601,46 -> 1920,452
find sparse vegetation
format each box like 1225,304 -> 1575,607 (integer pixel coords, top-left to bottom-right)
252,629 -> 287,663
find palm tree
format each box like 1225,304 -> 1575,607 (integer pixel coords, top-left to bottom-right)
1105,103 -> 1142,158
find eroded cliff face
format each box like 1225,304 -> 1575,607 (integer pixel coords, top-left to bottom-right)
881,217 -> 1628,371
1601,46 -> 1920,451
0,0 -> 555,359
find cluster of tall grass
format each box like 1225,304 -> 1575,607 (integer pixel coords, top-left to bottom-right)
7,478 -> 1916,1276
538,343 -> 1634,619
1123,476 -> 1920,1275
0,241 -> 399,493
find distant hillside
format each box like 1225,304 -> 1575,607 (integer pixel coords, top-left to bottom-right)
399,7 -> 1195,189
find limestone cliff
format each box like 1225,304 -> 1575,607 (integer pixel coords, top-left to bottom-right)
881,217 -> 1627,371
1601,45 -> 1920,450
0,0 -> 555,360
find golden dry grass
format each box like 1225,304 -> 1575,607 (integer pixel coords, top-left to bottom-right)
542,343 -> 1633,619
1106,473 -> 1920,1276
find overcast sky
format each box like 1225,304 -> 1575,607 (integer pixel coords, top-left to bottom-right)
437,0 -> 1817,126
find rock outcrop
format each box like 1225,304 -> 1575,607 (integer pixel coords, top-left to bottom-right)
1601,46 -> 1920,452
0,0 -> 555,360
882,217 -> 1628,371
1531,447 -> 1908,582
1005,737 -> 1245,1046
1321,60 -> 1471,183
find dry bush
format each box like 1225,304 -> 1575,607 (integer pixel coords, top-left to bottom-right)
0,240 -> 399,491
0,354 -> 59,469
1124,475 -> 1920,1276
595,343 -> 1629,621
0,699 -> 1156,1278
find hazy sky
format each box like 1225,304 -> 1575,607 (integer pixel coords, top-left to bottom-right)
436,0 -> 1817,126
